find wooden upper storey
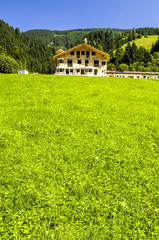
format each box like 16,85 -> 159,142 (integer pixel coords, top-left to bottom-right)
53,43 -> 110,64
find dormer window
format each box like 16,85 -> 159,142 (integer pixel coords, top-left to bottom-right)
92,51 -> 96,56
71,51 -> 74,55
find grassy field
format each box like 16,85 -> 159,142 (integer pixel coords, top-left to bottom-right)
0,74 -> 159,239
121,35 -> 158,50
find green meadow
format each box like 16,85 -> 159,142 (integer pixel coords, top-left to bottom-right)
0,74 -> 159,239
121,35 -> 159,50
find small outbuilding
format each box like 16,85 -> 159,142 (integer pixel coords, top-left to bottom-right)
18,69 -> 28,74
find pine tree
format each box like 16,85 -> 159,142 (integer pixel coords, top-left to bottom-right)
151,39 -> 159,54
115,48 -> 124,66
138,46 -> 146,62
128,30 -> 133,41
132,28 -> 136,40
123,43 -> 132,65
131,42 -> 138,63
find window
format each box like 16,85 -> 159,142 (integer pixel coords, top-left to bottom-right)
102,61 -> 106,65
67,60 -> 72,67
94,69 -> 97,75
77,51 -> 80,58
85,60 -> 89,66
76,69 -> 80,73
92,51 -> 96,56
81,69 -> 84,74
71,51 -> 74,55
70,69 -> 73,73
86,51 -> 89,58
82,51 -> 85,55
57,68 -> 64,72
86,68 -> 92,73
94,60 -> 99,67
78,60 -> 81,64
58,59 -> 64,63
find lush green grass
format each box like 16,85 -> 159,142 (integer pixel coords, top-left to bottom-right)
121,35 -> 159,50
0,74 -> 159,239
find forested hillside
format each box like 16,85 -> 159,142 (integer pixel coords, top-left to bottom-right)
85,30 -> 128,53
0,20 -> 56,73
25,27 -> 159,50
25,28 -> 129,50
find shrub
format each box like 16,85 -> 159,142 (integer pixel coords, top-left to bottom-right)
0,54 -> 19,73
138,65 -> 146,72
107,63 -> 116,71
118,63 -> 129,72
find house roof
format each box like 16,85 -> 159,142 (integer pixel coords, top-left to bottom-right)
56,49 -> 64,54
53,43 -> 110,62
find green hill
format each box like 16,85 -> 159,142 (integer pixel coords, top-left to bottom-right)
1,74 -> 159,239
121,35 -> 159,50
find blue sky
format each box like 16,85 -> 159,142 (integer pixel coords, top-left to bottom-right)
1,0 -> 159,32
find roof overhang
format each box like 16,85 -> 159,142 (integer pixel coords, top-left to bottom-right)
53,43 -> 110,63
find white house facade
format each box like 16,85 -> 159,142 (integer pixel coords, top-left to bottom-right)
53,43 -> 110,76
